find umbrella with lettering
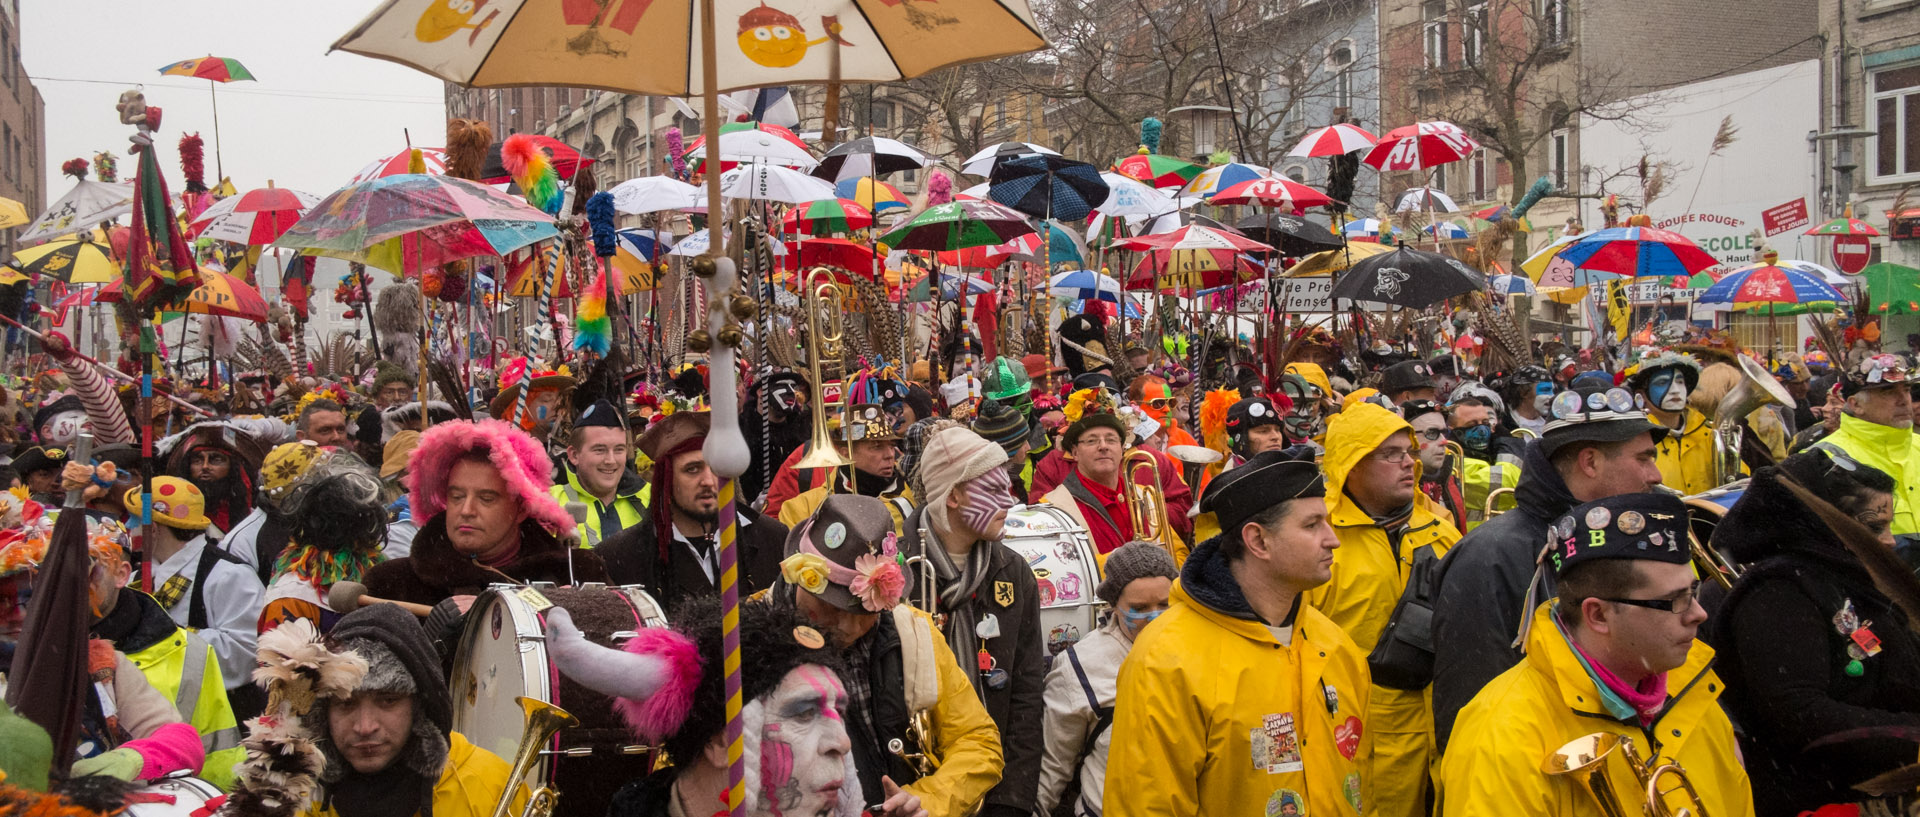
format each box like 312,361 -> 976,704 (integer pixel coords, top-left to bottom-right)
1364,122 -> 1480,171
8,237 -> 119,284
179,267 -> 271,321
1330,245 -> 1486,308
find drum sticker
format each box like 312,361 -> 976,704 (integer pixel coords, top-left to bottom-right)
490,604 -> 504,639
1265,788 -> 1305,817
995,580 -> 1015,607
1056,573 -> 1082,602
1047,623 -> 1081,654
1036,576 -> 1056,605
1055,541 -> 1080,561
1025,551 -> 1047,568
1250,713 -> 1304,774
1334,716 -> 1363,760
1004,516 -> 1025,530
516,587 -> 554,612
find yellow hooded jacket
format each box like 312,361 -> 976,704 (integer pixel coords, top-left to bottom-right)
1107,575 -> 1374,817
1439,605 -> 1755,817
1651,407 -> 1722,496
309,733 -> 530,817
1308,402 -> 1461,817
1818,413 -> 1920,536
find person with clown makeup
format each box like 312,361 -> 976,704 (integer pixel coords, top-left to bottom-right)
1627,352 -> 1718,495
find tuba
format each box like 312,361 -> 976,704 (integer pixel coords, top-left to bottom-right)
794,267 -> 852,473
491,697 -> 579,817
1544,732 -> 1715,817
1122,449 -> 1180,554
1710,355 -> 1794,486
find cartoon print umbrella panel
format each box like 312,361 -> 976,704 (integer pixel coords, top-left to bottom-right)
276,174 -> 559,276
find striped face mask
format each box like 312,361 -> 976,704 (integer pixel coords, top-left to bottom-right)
959,467 -> 1017,534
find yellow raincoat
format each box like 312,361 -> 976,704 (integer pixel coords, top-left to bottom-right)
1308,403 -> 1461,817
1107,577 -> 1373,817
1439,605 -> 1755,817
1818,413 -> 1920,536
308,733 -> 529,817
899,606 -> 1006,817
1651,408 -> 1721,496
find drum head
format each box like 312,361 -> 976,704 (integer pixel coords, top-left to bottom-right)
1002,505 -> 1104,655
451,588 -> 551,776
126,775 -> 222,817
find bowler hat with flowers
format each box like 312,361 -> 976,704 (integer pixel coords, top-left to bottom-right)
781,494 -> 912,613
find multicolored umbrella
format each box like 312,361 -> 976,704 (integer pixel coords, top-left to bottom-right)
781,198 -> 875,234
1698,262 -> 1845,308
350,148 -> 450,184
18,178 -> 134,244
159,56 -> 254,82
1112,152 -> 1204,189
1553,225 -> 1718,279
8,237 -> 119,284
1363,121 -> 1479,171
1287,123 -> 1379,157
1125,248 -> 1264,293
276,174 -> 560,276
179,267 -> 270,321
1178,163 -> 1273,197
1806,204 -> 1881,236
835,177 -> 910,213
905,270 -> 996,301
505,243 -> 573,297
190,185 -> 321,245
1209,177 -> 1333,211
614,228 -> 674,261
1424,222 -> 1470,239
877,200 -> 1035,251
1048,268 -> 1122,303
1489,273 -> 1537,296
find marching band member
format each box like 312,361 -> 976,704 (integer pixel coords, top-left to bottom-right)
1439,493 -> 1754,817
1627,352 -> 1718,495
259,450 -> 389,635
778,494 -> 1005,817
780,404 -> 917,534
1038,389 -> 1190,556
1817,354 -> 1920,551
548,399 -> 647,546
1107,449 -> 1372,817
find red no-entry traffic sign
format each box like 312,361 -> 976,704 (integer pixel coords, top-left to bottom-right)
1833,234 -> 1873,275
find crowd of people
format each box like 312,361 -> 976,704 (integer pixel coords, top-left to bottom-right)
2,311 -> 1919,817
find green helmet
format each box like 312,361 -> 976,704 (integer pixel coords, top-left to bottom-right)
982,356 -> 1033,411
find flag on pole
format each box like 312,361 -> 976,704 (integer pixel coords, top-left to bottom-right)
124,147 -> 196,311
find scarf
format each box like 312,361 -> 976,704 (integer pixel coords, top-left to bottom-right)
921,511 -> 996,696
327,761 -> 432,817
1358,492 -> 1416,549
274,538 -> 385,592
1552,608 -> 1670,726
843,467 -> 901,498
1064,468 -> 1131,553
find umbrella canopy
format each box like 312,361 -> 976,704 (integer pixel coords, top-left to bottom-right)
1209,177 -> 1334,210
350,147 -> 449,184
1807,213 -> 1882,237
277,174 -> 559,276
1178,162 -> 1273,197
961,142 -> 1061,177
610,176 -> 704,214
506,243 -> 574,297
686,124 -> 817,171
9,237 -> 119,284
1424,222 -> 1470,239
1285,241 -> 1397,278
1396,187 -> 1459,213
989,154 -> 1110,222
1111,153 -> 1204,189
716,162 -> 839,204
1554,225 -> 1718,279
1236,213 -> 1342,257
1095,172 -> 1180,218
1287,123 -> 1379,157
1332,245 -> 1486,307
1113,223 -> 1274,255
779,237 -> 885,272
1048,268 -> 1122,302
159,56 -> 255,82
180,267 -> 271,320
933,231 -> 1048,266
782,198 -> 875,234
335,0 -> 1046,97
1489,273 -> 1537,296
1861,262 -> 1920,314
18,178 -> 134,244
905,270 -> 996,301
606,232 -> 665,293
190,185 -> 321,245
877,199 -> 1035,251
1340,218 -> 1392,238
0,196 -> 28,229
834,177 -> 910,212
811,136 -> 933,182
1125,248 -> 1263,293
1364,121 -> 1480,171
1139,210 -> 1237,235
482,135 -> 597,183
1697,262 -> 1846,308
1520,233 -> 1582,278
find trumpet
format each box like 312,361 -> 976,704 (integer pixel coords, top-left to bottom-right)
794,267 -> 851,473
1682,496 -> 1742,590
491,697 -> 579,817
887,710 -> 942,777
1123,449 -> 1178,554
1545,731 -> 1714,817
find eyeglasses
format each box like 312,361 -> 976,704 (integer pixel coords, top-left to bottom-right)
1370,447 -> 1415,464
1603,581 -> 1702,614
1415,429 -> 1446,442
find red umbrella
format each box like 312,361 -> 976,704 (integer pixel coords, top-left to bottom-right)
1364,121 -> 1480,171
1125,248 -> 1264,293
937,233 -> 1040,266
778,238 -> 885,274
1113,224 -> 1276,255
1209,177 -> 1334,210
1286,123 -> 1379,157
780,198 -> 875,235
189,185 -> 320,245
350,148 -> 450,183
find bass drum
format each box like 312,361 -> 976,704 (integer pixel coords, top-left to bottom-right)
452,583 -> 669,817
1001,505 -> 1104,656
125,774 -> 222,817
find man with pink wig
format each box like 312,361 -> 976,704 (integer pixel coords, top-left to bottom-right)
362,420 -> 607,653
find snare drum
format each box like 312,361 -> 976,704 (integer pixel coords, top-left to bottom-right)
452,583 -> 668,817
125,774 -> 222,817
1001,505 -> 1104,656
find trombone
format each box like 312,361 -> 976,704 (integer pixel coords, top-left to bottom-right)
1544,731 -> 1715,817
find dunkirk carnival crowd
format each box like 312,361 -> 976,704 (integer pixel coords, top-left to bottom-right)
7,306 -> 1920,817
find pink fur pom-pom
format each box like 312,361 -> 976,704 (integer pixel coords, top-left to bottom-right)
926,170 -> 953,205
612,628 -> 704,743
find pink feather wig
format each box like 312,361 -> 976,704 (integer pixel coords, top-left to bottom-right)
404,419 -> 575,532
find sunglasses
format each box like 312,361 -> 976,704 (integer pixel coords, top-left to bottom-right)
1143,397 -> 1176,410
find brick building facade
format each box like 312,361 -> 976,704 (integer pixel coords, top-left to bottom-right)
0,0 -> 46,258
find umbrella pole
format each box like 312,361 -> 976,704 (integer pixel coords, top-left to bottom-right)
209,80 -> 225,185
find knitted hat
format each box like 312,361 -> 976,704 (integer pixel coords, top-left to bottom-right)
121,477 -> 212,530
261,440 -> 324,499
970,400 -> 1029,457
331,603 -> 450,734
403,419 -> 573,531
1095,542 -> 1177,605
918,427 -> 1009,516
371,361 -> 415,394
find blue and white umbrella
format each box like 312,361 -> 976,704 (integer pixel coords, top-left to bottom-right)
1069,299 -> 1142,318
1489,273 -> 1536,296
1424,222 -> 1470,239
1342,218 -> 1388,237
615,228 -> 674,261
1047,268 -> 1122,303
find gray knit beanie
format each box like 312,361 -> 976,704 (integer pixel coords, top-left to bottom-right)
1096,542 -> 1178,605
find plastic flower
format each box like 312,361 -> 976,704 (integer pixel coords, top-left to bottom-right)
781,553 -> 832,595
850,553 -> 905,611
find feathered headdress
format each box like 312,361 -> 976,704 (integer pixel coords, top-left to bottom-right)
1199,387 -> 1239,454
501,134 -> 562,215
178,133 -> 206,195
445,118 -> 493,181
926,170 -> 953,206
1140,117 -> 1163,154
223,619 -> 368,817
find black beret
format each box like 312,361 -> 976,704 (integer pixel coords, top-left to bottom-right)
1198,448 -> 1325,536
1547,492 -> 1692,577
575,398 -> 627,430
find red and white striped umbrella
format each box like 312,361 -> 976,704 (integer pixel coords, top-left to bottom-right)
1209,177 -> 1334,211
190,186 -> 322,245
348,148 -> 449,184
1287,123 -> 1379,158
1363,122 -> 1480,171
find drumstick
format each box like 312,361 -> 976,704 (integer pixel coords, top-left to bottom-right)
327,581 -> 436,618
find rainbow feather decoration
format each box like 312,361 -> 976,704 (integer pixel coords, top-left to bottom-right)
501,134 -> 562,215
572,269 -> 612,356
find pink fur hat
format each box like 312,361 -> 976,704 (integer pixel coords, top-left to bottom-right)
404,419 -> 573,532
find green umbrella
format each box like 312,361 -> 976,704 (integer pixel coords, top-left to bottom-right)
1861,262 -> 1920,314
876,200 -> 1035,252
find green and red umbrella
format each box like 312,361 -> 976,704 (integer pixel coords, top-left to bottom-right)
1112,152 -> 1204,189
1806,211 -> 1882,236
781,198 -> 874,235
160,56 -> 254,83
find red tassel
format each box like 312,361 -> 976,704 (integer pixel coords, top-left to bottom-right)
178,134 -> 207,194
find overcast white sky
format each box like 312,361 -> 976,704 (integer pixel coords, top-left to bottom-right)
22,1 -> 449,201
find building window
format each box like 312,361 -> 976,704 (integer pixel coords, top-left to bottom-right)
1872,64 -> 1920,182
873,102 -> 894,131
1283,165 -> 1308,183
1327,43 -> 1355,112
1468,148 -> 1490,200
1542,0 -> 1569,45
1423,1 -> 1449,70
1549,128 -> 1570,189
1464,3 -> 1487,66
2,124 -> 10,183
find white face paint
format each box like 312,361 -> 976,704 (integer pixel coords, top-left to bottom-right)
1660,380 -> 1690,412
1648,370 -> 1690,412
40,410 -> 90,448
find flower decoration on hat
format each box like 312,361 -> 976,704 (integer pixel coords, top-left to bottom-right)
781,552 -> 833,595
1856,353 -> 1911,387
850,532 -> 906,611
1062,387 -> 1117,424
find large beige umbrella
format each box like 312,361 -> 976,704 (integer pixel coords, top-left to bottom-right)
0,196 -> 27,230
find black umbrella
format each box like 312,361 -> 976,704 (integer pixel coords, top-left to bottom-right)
988,155 -> 1111,223
4,509 -> 92,778
1331,245 -> 1486,308
810,136 -> 933,183
1237,213 -> 1343,257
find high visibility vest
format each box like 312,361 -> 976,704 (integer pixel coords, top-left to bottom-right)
123,629 -> 245,790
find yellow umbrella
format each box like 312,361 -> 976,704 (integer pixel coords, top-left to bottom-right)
1285,242 -> 1394,277
1519,233 -> 1580,279
0,266 -> 26,285
8,237 -> 120,284
0,197 -> 27,230
608,244 -> 659,293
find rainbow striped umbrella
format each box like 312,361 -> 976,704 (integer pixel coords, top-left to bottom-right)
835,178 -> 910,213
159,56 -> 254,82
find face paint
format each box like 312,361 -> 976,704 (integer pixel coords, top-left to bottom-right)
757,665 -> 851,817
41,410 -> 89,448
959,468 -> 1017,535
1452,424 -> 1492,452
1649,370 -> 1689,412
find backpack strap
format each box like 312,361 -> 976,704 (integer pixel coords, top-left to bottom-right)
1065,646 -> 1115,814
189,544 -> 247,631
